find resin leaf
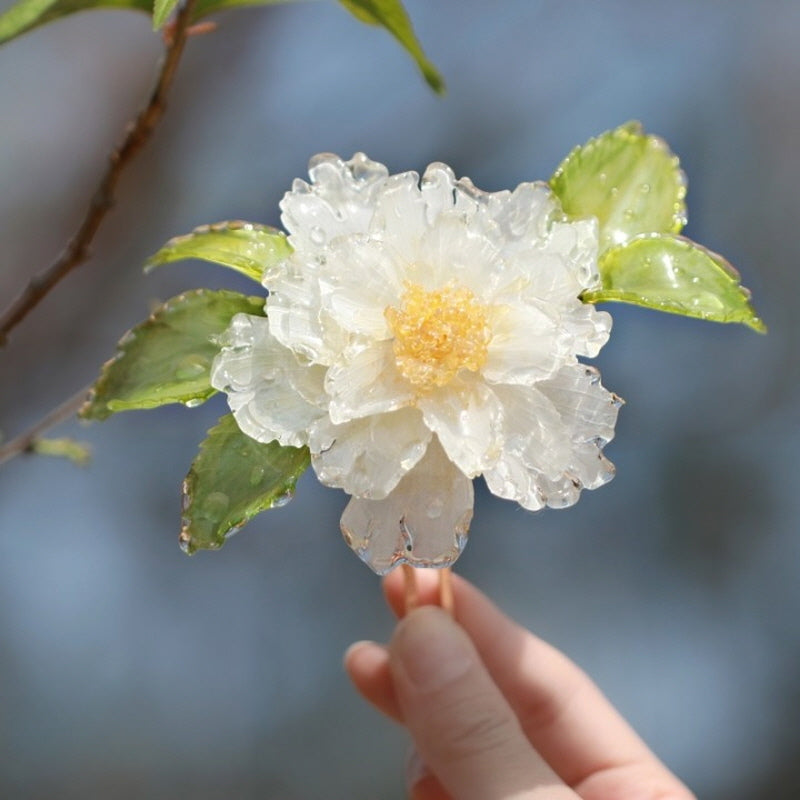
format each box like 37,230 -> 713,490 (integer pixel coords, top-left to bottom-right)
152,0 -> 178,28
144,221 -> 291,283
584,233 -> 766,332
180,413 -> 310,553
339,0 -> 445,93
0,0 -> 150,45
550,121 -> 687,253
81,289 -> 264,420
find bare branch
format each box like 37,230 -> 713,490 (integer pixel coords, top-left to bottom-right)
0,385 -> 91,467
0,0 -> 198,346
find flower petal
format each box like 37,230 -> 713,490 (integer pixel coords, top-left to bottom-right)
413,212 -> 503,294
484,365 -> 621,509
420,162 -> 457,222
319,237 -> 402,338
490,181 -> 554,243
266,258 -> 348,365
211,314 -> 325,446
483,302 -> 567,385
370,171 -> 429,255
538,363 -> 621,451
325,339 -> 415,424
309,407 -> 431,499
340,438 -> 473,575
279,153 -> 388,251
417,377 -> 504,476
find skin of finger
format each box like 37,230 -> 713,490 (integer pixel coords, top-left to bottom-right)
344,640 -> 403,723
388,606 -> 578,800
411,773 -> 453,800
383,570 -> 690,794
344,646 -> 454,799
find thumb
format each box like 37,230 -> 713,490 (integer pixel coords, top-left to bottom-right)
388,606 -> 576,800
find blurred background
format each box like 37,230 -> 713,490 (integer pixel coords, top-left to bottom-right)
0,1 -> 797,797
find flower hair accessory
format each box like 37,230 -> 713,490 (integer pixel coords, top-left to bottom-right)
82,123 -> 764,578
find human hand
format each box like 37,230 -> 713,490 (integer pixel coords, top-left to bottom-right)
345,569 -> 696,800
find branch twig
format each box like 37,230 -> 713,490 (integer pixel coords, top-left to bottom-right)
0,384 -> 91,467
0,0 -> 198,346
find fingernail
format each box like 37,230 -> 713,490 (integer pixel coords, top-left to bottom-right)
392,606 -> 473,692
343,639 -> 375,662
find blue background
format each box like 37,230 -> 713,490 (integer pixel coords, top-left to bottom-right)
0,1 -> 798,797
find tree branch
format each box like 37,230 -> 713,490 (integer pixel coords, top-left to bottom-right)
0,385 -> 91,467
0,0 -> 198,346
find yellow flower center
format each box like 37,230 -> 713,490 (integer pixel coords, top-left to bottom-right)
385,281 -> 491,390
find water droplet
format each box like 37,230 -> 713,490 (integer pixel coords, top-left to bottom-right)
426,497 -> 444,519
175,355 -> 209,381
204,491 -> 230,516
310,226 -> 326,246
271,490 -> 293,508
640,183 -> 651,193
249,465 -> 265,486
183,397 -> 205,409
179,529 -> 192,554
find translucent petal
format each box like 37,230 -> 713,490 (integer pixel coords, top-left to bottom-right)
319,238 -> 402,338
369,171 -> 429,255
561,303 -> 613,358
493,384 -> 571,478
537,364 -> 621,445
210,314 -> 325,446
490,181 -> 555,242
267,260 -> 333,363
418,377 -> 504,477
483,368 -> 620,510
483,302 -> 566,385
546,218 -> 601,289
412,212 -> 503,294
340,438 -> 473,574
325,339 -> 415,424
420,162 -> 457,223
309,407 -> 431,499
483,456 -> 546,511
279,153 -> 388,251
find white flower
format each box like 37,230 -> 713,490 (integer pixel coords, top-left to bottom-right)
211,153 -> 621,574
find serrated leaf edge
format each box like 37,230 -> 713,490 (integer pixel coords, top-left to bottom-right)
550,120 -> 688,241
179,414 -> 311,553
583,233 -> 767,333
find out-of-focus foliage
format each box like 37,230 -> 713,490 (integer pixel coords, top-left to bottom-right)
0,0 -> 444,96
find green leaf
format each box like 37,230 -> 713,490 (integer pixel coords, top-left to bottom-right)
584,233 -> 766,332
550,121 -> 687,254
0,0 -> 150,46
31,437 -> 92,465
339,0 -> 445,94
180,413 -> 310,553
152,0 -> 179,28
144,221 -> 291,283
81,289 -> 265,420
